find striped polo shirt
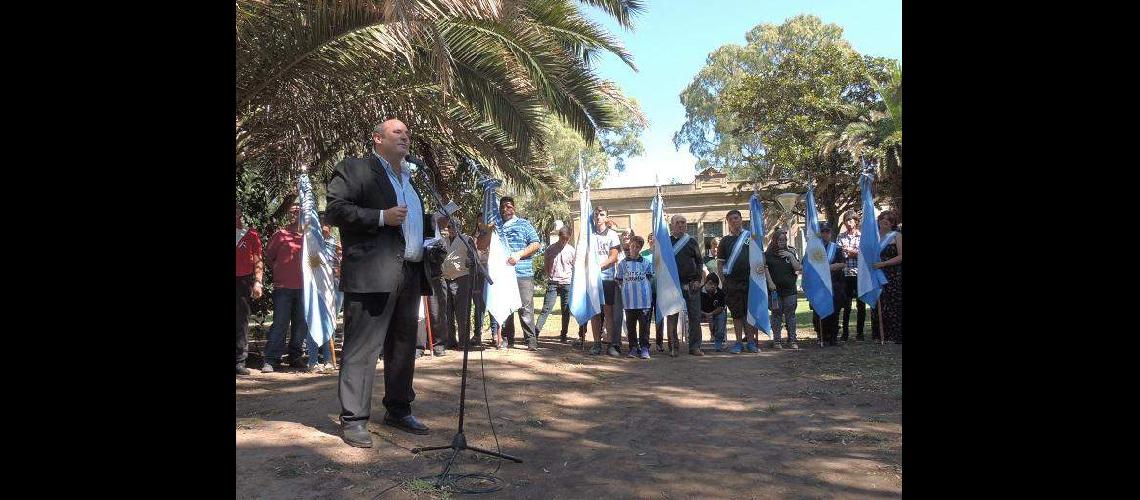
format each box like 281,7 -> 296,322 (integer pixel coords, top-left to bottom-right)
616,256 -> 654,310
489,213 -> 541,278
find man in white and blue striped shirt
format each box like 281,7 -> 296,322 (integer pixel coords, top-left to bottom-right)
485,195 -> 543,350
616,235 -> 654,359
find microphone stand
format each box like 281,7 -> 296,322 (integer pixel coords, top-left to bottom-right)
406,158 -> 522,486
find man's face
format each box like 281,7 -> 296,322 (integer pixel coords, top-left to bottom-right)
594,209 -> 607,229
670,216 -> 687,235
776,232 -> 788,248
629,240 -> 643,256
501,200 -> 516,219
558,230 -> 570,243
820,229 -> 832,242
289,204 -> 300,225
373,119 -> 410,159
727,213 -> 742,231
321,224 -> 331,238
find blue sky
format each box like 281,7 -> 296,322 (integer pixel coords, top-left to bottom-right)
584,0 -> 902,188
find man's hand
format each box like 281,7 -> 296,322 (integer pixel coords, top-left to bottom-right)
753,265 -> 767,276
689,281 -> 702,292
507,252 -> 520,266
251,282 -> 263,300
384,205 -> 409,226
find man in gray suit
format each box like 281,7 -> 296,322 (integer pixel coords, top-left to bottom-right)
325,118 -> 435,448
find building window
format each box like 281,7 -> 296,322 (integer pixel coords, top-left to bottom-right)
686,223 -> 698,238
704,221 -> 723,238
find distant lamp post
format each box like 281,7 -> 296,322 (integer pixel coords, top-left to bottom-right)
776,192 -> 806,259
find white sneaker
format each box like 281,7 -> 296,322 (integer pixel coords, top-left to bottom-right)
313,364 -> 326,373
323,362 -> 335,371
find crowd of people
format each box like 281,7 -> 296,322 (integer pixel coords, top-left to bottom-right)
237,196 -> 905,377
234,118 -> 904,448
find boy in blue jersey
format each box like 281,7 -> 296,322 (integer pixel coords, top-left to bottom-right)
615,236 -> 654,359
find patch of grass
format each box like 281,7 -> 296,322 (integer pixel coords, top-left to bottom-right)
404,478 -> 440,494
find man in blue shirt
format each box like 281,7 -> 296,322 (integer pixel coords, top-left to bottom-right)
485,196 -> 543,350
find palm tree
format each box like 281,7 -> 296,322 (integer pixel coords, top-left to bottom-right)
816,64 -> 901,217
236,0 -> 644,202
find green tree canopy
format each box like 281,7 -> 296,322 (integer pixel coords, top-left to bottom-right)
676,14 -> 900,225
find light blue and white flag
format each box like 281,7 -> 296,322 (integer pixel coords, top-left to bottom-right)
480,179 -> 521,325
801,187 -> 835,319
746,194 -> 771,334
299,174 -> 337,348
856,172 -> 889,307
569,165 -> 603,325
651,192 -> 684,323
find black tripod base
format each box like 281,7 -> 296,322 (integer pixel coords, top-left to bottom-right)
411,431 -> 523,463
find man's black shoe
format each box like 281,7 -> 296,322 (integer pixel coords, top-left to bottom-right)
340,421 -> 373,448
383,413 -> 430,435
236,365 -> 251,376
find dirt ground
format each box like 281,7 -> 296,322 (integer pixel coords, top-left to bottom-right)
237,312 -> 902,499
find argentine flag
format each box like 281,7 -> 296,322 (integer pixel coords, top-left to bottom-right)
569,167 -> 603,325
801,188 -> 835,319
746,194 -> 771,334
480,179 -> 522,325
299,174 -> 337,348
856,172 -> 889,307
650,192 -> 684,323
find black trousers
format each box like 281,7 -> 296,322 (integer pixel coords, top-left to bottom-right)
815,310 -> 840,344
338,261 -> 423,423
625,309 -> 651,349
841,276 -> 867,339
236,275 -> 253,367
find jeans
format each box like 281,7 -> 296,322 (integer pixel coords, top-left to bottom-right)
502,277 -> 537,346
305,336 -> 331,366
770,294 -> 799,342
709,311 -> 727,342
535,282 -> 586,338
610,283 -> 624,345
236,275 -> 253,367
265,288 -> 306,365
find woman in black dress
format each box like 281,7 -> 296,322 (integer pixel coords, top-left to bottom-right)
871,210 -> 903,343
